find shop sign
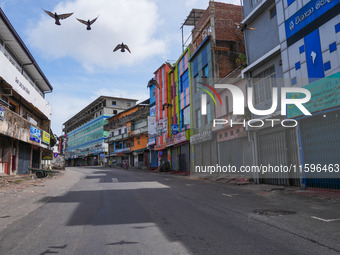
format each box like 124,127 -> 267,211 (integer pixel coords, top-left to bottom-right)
42,150 -> 53,160
287,72 -> 340,118
171,124 -> 179,135
30,126 -> 41,143
0,106 -> 4,120
166,136 -> 175,147
150,105 -> 156,117
285,0 -> 338,39
42,131 -> 50,145
148,116 -> 157,136
174,131 -> 188,144
190,130 -> 212,145
148,137 -> 156,146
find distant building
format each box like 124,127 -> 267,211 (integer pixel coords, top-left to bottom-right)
0,8 -> 53,175
104,99 -> 149,168
147,78 -> 158,168
63,96 -> 137,166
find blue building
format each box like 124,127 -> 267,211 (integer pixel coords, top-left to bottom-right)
147,78 -> 158,168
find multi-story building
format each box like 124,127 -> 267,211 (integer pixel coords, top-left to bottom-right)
240,0 -> 301,186
0,8 -> 53,175
183,2 -> 245,172
63,96 -> 137,166
278,0 -> 340,189
153,63 -> 172,167
168,48 -> 191,172
147,78 -> 158,168
104,99 -> 149,168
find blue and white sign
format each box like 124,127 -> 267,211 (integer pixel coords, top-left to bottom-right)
171,124 -> 179,135
30,126 -> 41,143
285,0 -> 339,39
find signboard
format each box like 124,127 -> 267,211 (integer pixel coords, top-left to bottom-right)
42,131 -> 50,145
148,116 -> 157,136
147,137 -> 156,146
150,105 -> 156,117
171,124 -> 179,135
30,126 -> 41,143
0,106 -> 4,120
174,130 -> 189,144
163,118 -> 168,135
190,130 -> 212,145
42,150 -> 53,160
166,136 -> 175,147
287,72 -> 340,118
53,153 -> 58,158
285,0 -> 339,39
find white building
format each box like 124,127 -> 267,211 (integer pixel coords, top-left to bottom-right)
0,8 -> 53,174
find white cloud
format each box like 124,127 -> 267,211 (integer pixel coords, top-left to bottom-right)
27,0 -> 166,71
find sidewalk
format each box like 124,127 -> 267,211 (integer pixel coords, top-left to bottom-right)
0,169 -> 84,230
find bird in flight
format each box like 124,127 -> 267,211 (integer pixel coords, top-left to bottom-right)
44,10 -> 73,25
76,16 -> 99,30
113,43 -> 131,53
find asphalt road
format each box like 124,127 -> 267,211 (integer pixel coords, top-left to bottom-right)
0,167 -> 339,255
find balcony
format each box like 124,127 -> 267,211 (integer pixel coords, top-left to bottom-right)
0,106 -> 50,147
104,106 -> 149,131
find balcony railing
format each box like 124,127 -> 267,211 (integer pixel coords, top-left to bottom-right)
104,107 -> 149,131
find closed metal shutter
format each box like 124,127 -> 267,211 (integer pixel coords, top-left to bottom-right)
257,127 -> 300,186
299,110 -> 340,189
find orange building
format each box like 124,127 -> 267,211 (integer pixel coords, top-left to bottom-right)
104,99 -> 149,168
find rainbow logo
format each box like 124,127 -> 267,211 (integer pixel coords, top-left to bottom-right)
198,82 -> 222,106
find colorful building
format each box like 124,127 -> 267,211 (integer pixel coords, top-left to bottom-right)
153,63 -> 172,167
147,78 -> 158,168
104,99 -> 149,168
168,48 -> 191,171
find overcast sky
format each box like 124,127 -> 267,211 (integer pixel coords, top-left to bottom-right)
1,0 -> 240,135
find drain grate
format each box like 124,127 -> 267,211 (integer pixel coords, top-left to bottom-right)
253,209 -> 296,216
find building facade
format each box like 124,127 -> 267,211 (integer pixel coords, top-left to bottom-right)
186,2 -> 245,173
0,8 -> 54,175
278,0 -> 340,188
153,63 -> 172,167
240,0 -> 301,186
63,96 -> 137,166
104,99 -> 149,168
147,78 -> 158,168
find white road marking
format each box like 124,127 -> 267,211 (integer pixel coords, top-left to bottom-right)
222,193 -> 239,197
311,216 -> 340,222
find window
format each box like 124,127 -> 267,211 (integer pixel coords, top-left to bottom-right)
253,66 -> 276,104
250,0 -> 260,8
183,106 -> 190,126
113,110 -> 117,114
196,109 -> 201,129
225,96 -> 229,115
99,111 -> 102,115
112,101 -> 116,105
206,103 -> 211,124
127,102 -> 131,107
180,70 -> 189,93
270,6 -> 277,19
202,65 -> 209,78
